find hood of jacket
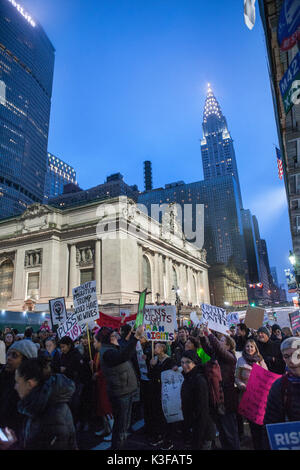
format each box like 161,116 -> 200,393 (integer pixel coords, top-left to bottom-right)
18,373 -> 75,418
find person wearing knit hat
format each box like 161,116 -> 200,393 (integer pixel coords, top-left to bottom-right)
0,340 -> 37,441
180,348 -> 215,449
256,326 -> 285,375
8,339 -> 38,360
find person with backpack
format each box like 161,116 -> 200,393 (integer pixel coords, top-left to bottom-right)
180,350 -> 215,449
199,325 -> 240,450
235,339 -> 268,450
264,337 -> 300,430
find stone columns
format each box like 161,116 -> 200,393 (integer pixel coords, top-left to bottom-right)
69,244 -> 77,296
95,239 -> 101,296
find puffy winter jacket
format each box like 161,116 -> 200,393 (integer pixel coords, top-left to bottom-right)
18,374 -> 77,450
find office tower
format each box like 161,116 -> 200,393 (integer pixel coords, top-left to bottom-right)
44,152 -> 77,202
0,0 -> 55,219
201,84 -> 243,208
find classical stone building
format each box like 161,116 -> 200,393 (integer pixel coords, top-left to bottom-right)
0,197 -> 210,314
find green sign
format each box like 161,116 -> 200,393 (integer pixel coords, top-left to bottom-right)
135,289 -> 147,328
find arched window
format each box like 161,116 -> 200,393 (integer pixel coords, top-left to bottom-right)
172,266 -> 178,289
0,260 -> 14,308
143,255 -> 152,291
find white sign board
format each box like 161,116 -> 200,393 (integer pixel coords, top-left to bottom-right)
72,280 -> 99,329
201,303 -> 229,335
275,310 -> 295,330
57,313 -> 83,341
190,311 -> 202,327
49,297 -> 68,328
161,369 -> 184,423
143,305 -> 177,342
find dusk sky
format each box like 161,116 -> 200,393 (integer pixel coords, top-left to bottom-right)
22,0 -> 293,292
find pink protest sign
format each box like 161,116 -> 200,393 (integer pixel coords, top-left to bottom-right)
238,364 -> 281,426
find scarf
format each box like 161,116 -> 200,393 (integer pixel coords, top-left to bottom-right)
286,369 -> 300,384
242,350 -> 261,365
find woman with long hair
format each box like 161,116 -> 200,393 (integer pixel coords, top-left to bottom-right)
235,339 -> 268,450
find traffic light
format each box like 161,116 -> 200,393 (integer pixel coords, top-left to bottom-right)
250,302 -> 256,307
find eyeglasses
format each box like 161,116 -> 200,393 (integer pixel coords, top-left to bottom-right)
283,352 -> 300,361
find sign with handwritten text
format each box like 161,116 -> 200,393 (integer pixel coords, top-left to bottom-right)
72,280 -> 99,329
161,369 -> 184,423
238,364 -> 281,425
143,305 -> 177,342
201,303 -> 228,335
57,313 -> 83,341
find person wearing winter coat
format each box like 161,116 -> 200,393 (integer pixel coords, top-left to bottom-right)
270,324 -> 286,343
0,357 -> 77,450
99,325 -> 145,450
171,328 -> 188,366
148,342 -> 175,450
58,336 -> 92,427
235,339 -> 268,450
264,337 -> 300,425
180,350 -> 215,450
0,339 -> 38,442
255,327 -> 285,375
200,326 -> 240,450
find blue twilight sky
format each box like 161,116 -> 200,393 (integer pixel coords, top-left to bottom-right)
21,0 -> 292,291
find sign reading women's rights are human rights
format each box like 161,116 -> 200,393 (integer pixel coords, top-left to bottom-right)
143,305 -> 177,342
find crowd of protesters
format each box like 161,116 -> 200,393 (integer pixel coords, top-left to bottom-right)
0,317 -> 299,451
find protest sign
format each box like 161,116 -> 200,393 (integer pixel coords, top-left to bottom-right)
227,312 -> 240,326
201,303 -> 228,335
57,313 -> 83,341
244,306 -> 265,330
135,289 -> 147,328
266,421 -> 300,450
276,310 -> 295,329
49,297 -> 68,328
72,280 -> 99,329
143,305 -> 177,341
136,341 -> 148,381
238,364 -> 281,426
190,311 -> 202,327
289,310 -> 300,335
161,369 -> 184,423
96,312 -> 122,330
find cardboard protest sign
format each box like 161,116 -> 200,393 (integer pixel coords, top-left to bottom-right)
161,369 -> 184,423
57,313 -> 83,341
72,281 -> 99,329
289,311 -> 300,336
135,289 -> 147,329
244,306 -> 265,330
143,305 -> 177,341
201,303 -> 228,335
266,421 -> 300,450
238,364 -> 281,426
49,297 -> 68,328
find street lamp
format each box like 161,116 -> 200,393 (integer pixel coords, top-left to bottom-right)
172,286 -> 182,326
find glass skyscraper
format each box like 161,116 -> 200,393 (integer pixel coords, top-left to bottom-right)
0,0 -> 55,219
44,152 -> 77,203
201,85 -> 243,209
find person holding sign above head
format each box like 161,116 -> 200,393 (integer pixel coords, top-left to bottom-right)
235,339 -> 268,450
180,350 -> 216,450
99,325 -> 145,450
148,342 -> 175,450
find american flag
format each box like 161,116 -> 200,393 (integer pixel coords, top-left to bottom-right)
276,147 -> 283,180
